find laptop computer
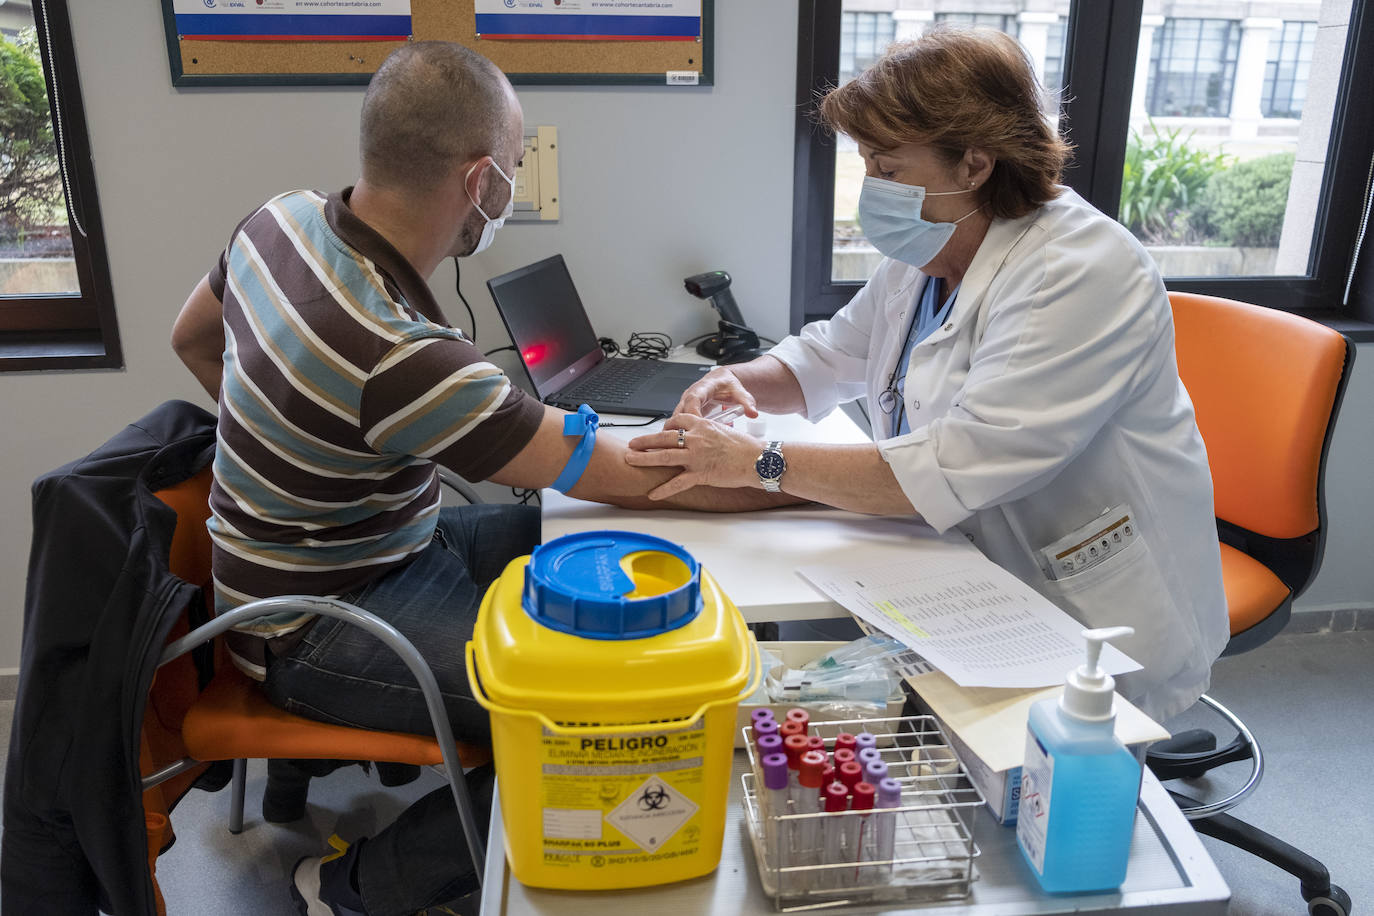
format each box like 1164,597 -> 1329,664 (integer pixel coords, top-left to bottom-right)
487,254 -> 711,417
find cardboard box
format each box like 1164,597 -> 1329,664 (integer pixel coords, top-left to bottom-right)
733,641 -> 905,748
907,676 -> 1170,825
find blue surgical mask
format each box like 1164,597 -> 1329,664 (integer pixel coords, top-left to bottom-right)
465,157 -> 516,255
858,176 -> 981,269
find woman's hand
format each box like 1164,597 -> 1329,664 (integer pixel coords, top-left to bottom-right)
625,413 -> 763,500
674,366 -> 760,418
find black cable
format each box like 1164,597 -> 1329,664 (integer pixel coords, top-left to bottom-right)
599,414 -> 666,427
452,256 -> 477,342
598,337 -> 621,357
757,335 -> 779,346
510,487 -> 541,505
484,345 -> 515,357
625,331 -> 672,360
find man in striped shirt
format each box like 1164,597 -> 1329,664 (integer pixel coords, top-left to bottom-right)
173,42 -> 787,916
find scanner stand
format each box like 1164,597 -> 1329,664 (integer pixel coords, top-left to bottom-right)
696,320 -> 766,365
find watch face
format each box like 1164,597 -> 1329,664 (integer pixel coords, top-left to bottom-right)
756,451 -> 786,480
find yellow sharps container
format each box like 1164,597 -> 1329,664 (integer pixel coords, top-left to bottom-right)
466,530 -> 760,890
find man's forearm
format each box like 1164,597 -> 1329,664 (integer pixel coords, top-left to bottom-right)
620,485 -> 808,513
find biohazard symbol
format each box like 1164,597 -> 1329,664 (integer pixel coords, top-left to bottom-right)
637,783 -> 670,811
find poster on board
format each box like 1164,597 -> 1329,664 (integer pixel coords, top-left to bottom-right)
474,0 -> 701,41
172,0 -> 413,41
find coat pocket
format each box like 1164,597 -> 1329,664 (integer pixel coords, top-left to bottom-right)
1036,534 -> 1197,693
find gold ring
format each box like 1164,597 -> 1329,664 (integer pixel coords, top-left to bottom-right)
677,429 -> 686,448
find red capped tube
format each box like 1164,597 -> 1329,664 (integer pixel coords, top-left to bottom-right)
839,760 -> 865,789
799,750 -> 827,789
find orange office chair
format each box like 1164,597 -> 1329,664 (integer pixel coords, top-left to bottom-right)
1148,292 -> 1353,916
140,466 -> 493,894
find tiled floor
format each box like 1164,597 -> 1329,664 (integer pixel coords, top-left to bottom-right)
2,628 -> 1371,914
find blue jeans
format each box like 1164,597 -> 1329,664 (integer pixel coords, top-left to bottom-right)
263,504 -> 540,916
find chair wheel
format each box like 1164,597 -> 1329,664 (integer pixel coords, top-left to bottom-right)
1305,884 -> 1351,916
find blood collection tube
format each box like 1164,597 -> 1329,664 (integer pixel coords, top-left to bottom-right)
839,760 -> 865,790
751,708 -> 776,728
833,747 -> 857,766
857,746 -> 882,768
834,732 -> 858,754
783,734 -> 809,771
761,752 -> 791,877
806,734 -> 825,756
851,781 -> 876,885
822,782 -> 849,888
864,758 -> 889,786
795,750 -> 827,887
753,716 -> 779,742
779,719 -> 806,740
754,733 -> 783,785
785,707 -> 810,733
876,777 -> 902,879
855,731 -> 878,754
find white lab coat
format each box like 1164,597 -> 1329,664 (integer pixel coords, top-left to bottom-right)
770,189 -> 1228,722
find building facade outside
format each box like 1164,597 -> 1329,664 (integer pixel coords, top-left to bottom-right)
833,0 -> 1348,280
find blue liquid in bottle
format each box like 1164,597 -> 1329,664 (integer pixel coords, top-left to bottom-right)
1016,627 -> 1142,893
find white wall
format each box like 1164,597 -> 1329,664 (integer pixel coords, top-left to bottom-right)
0,1 -> 799,669
2,2 -> 1368,670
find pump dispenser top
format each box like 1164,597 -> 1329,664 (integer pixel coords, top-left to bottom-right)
1059,626 -> 1134,722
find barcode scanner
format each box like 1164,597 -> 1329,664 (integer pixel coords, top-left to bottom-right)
684,270 -> 766,365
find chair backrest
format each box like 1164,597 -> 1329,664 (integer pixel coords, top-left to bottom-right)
1168,292 -> 1351,596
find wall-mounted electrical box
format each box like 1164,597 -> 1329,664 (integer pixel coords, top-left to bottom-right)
511,126 -> 559,222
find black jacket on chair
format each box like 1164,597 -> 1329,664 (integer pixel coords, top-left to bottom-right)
2,401 -> 216,915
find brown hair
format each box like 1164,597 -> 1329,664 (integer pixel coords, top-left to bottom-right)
818,27 -> 1071,220
360,42 -> 517,195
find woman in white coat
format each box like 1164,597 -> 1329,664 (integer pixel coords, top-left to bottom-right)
625,27 -> 1227,722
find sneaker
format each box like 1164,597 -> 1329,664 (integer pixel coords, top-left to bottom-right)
290,835 -> 367,916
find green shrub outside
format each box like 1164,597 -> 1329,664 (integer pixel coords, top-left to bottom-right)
1119,123 -> 1231,243
1192,152 -> 1295,247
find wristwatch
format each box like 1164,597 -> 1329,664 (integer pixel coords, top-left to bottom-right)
755,440 -> 787,492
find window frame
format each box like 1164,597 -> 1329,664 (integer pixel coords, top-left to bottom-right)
0,0 -> 121,370
790,0 -> 1374,337
1145,17 -> 1241,119
1262,20 -> 1317,119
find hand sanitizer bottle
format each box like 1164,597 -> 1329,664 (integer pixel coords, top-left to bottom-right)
1016,627 -> 1142,893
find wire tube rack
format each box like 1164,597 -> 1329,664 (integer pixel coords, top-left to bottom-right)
741,714 -> 984,911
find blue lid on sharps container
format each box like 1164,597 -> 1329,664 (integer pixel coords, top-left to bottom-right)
523,531 -> 702,640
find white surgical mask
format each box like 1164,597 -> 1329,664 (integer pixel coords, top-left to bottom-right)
858,176 -> 980,268
465,157 -> 515,255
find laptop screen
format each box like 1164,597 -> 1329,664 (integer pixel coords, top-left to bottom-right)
487,254 -> 603,397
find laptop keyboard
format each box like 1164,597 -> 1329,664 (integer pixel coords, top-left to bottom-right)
561,358 -> 668,401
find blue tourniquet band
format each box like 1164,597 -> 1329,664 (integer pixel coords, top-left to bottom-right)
552,404 -> 599,493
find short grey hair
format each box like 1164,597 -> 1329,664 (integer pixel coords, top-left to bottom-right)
360,42 -> 516,193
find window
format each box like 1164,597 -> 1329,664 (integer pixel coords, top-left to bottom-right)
0,0 -> 120,369
934,12 -> 1018,37
1262,20 -> 1317,119
1147,18 -> 1241,118
793,0 -> 1374,329
839,11 -> 897,85
1043,17 -> 1067,102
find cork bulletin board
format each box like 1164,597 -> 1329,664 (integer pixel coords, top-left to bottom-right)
159,1 -> 713,87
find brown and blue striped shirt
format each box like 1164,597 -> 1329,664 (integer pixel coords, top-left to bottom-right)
207,188 -> 542,677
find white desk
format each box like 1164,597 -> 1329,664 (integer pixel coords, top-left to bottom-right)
541,410 -> 982,623
479,752 -> 1230,915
